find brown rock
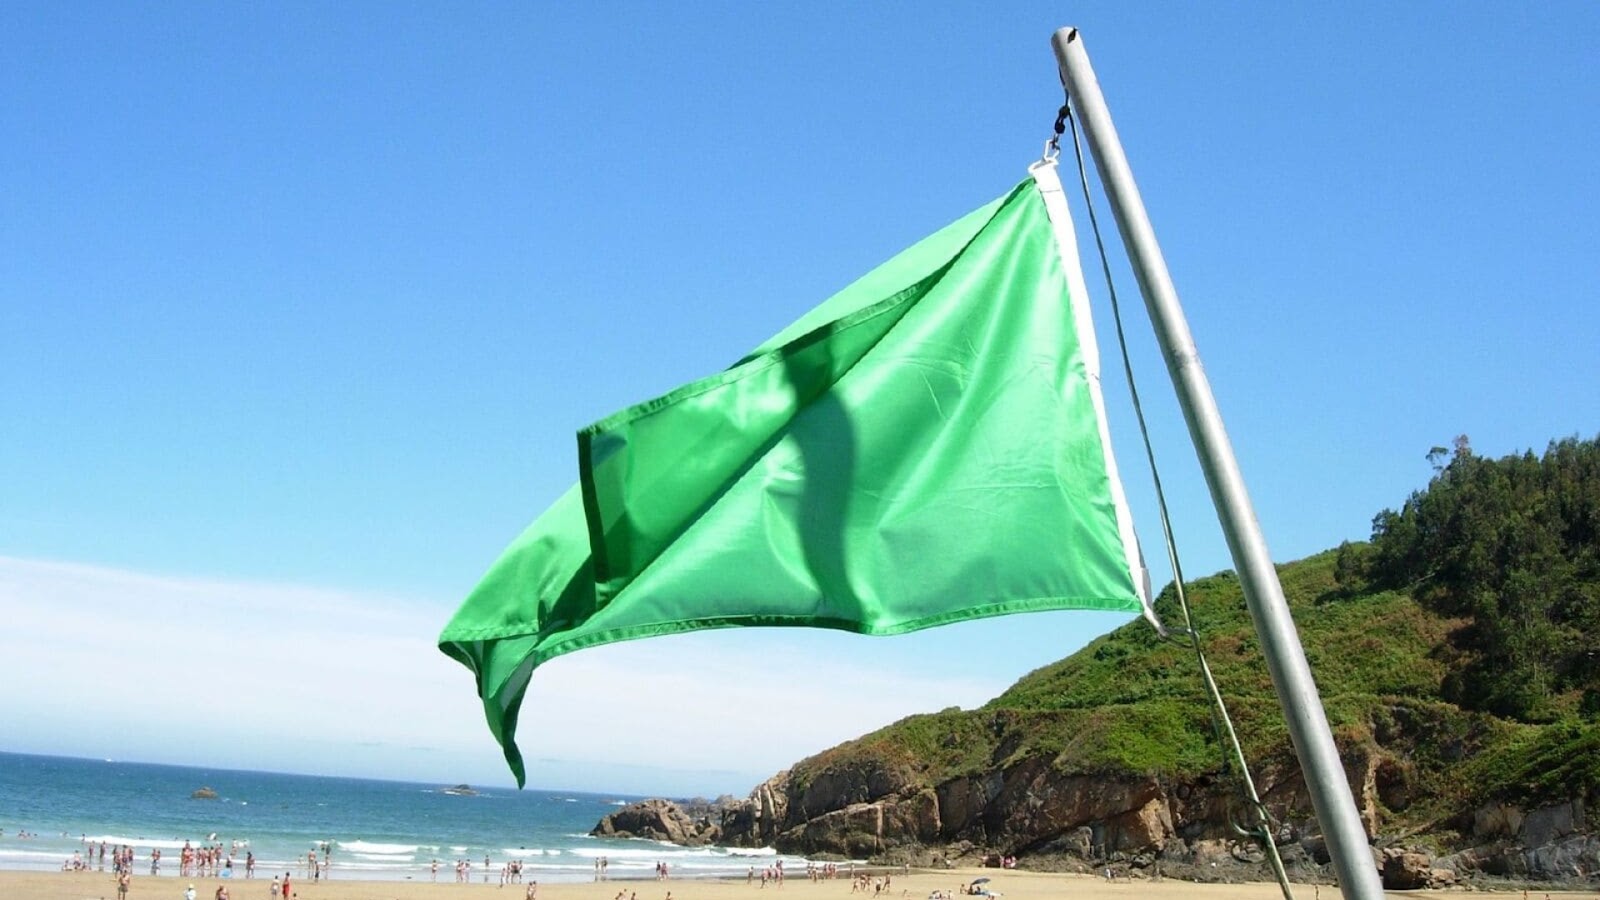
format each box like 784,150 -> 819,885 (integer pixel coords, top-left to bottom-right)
982,761 -> 1168,854
794,760 -> 913,821
1380,848 -> 1433,890
935,775 -> 994,838
881,789 -> 942,844
789,802 -> 885,857
591,799 -> 719,846
1473,802 -> 1524,839
1105,798 -> 1173,853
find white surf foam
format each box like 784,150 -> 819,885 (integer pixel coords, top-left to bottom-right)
81,835 -> 197,850
338,841 -> 419,855
0,849 -> 72,863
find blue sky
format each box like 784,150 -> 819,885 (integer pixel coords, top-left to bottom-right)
3,4 -> 1597,797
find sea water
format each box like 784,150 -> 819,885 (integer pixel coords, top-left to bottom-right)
0,752 -> 791,882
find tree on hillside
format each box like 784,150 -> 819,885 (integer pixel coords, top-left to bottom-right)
1364,435 -> 1600,722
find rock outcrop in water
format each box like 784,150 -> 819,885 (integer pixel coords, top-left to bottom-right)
190,786 -> 218,799
591,798 -> 721,846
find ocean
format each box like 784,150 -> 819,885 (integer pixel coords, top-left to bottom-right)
0,752 -> 796,883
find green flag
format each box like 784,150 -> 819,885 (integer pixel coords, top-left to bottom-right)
440,162 -> 1149,785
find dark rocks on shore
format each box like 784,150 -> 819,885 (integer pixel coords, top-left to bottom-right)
591,798 -> 722,846
591,774 -> 1598,890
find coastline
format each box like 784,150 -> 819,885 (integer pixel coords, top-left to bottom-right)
9,867 -> 1598,900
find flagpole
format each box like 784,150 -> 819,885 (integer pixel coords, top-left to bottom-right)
1051,27 -> 1384,900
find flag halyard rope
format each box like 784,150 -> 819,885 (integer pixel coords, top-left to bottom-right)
1056,97 -> 1300,900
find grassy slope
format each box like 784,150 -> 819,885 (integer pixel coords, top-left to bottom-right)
790,548 -> 1599,841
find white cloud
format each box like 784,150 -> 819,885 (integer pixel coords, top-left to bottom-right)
0,556 -> 1011,796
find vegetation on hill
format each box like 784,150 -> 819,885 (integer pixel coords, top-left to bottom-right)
793,435 -> 1600,841
1364,435 -> 1600,722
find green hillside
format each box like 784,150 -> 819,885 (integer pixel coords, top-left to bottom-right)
794,435 -> 1600,844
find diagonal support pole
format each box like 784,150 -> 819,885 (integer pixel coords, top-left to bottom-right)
1050,26 -> 1385,900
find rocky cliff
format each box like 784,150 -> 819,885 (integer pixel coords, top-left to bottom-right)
593,549 -> 1598,888
599,692 -> 1596,889
690,736 -> 1595,888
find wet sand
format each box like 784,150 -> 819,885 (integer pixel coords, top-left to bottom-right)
10,867 -> 1596,900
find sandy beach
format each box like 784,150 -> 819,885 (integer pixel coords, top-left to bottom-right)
10,868 -> 1597,900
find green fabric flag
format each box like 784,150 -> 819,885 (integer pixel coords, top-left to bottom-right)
440,165 -> 1149,786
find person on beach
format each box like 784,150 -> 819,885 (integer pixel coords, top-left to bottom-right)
118,869 -> 131,900
246,852 -> 254,878
185,883 -> 197,900
526,881 -> 537,900
281,872 -> 291,900
216,886 -> 230,900
270,876 -> 280,899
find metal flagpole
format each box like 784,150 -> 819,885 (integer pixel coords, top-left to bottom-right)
1050,27 -> 1385,900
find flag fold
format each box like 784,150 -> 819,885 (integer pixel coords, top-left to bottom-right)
440,165 -> 1148,785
